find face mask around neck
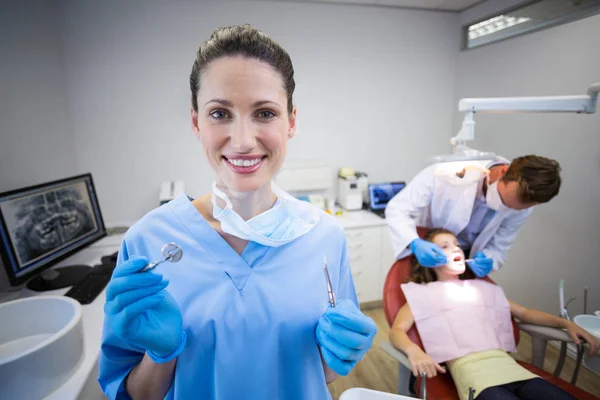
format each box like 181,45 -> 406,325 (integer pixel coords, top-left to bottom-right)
211,181 -> 319,247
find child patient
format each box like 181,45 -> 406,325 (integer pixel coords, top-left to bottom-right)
390,228 -> 600,400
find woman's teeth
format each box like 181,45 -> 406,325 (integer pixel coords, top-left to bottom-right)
227,158 -> 262,167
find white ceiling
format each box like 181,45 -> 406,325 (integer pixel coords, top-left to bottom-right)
270,0 -> 485,12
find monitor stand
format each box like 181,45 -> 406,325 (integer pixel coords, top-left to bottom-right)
26,265 -> 92,292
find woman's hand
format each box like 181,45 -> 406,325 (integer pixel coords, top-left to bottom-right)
407,347 -> 446,378
316,299 -> 377,376
566,322 -> 600,356
104,257 -> 186,363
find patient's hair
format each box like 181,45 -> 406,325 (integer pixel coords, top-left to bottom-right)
502,155 -> 562,204
189,24 -> 295,114
407,228 -> 476,284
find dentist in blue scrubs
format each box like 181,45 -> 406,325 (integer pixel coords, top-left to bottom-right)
98,25 -> 377,400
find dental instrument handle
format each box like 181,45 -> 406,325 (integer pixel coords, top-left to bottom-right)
324,254 -> 336,308
140,260 -> 162,272
139,254 -> 174,272
420,372 -> 427,400
327,284 -> 336,307
468,387 -> 476,400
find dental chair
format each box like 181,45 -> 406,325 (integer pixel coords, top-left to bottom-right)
380,227 -> 599,400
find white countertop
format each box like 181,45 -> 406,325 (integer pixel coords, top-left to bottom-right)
334,209 -> 387,230
2,234 -> 123,400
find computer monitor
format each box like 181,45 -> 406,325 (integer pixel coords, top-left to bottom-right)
0,174 -> 106,291
368,182 -> 406,211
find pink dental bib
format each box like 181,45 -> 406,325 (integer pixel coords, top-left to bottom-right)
401,279 -> 516,363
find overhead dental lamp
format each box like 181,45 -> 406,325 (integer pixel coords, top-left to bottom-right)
431,82 -> 600,163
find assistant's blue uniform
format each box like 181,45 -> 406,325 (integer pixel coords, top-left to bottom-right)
98,193 -> 358,399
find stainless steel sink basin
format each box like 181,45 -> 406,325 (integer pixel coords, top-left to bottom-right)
0,295 -> 84,399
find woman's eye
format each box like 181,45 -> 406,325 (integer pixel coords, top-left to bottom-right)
256,110 -> 276,119
209,110 -> 229,120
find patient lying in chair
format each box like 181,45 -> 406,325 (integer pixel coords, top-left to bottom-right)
390,228 -> 600,400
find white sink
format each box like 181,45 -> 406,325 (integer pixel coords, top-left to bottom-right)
574,314 -> 600,375
0,295 -> 84,400
574,314 -> 600,340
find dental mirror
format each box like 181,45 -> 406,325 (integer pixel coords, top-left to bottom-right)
139,242 -> 183,272
162,242 -> 183,262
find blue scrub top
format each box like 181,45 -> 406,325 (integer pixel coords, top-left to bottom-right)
98,193 -> 358,400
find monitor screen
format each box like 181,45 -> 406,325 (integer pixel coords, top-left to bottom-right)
0,174 -> 106,286
369,182 -> 406,211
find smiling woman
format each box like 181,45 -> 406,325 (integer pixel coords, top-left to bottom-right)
189,26 -> 295,195
97,24 -> 377,400
192,56 -> 294,193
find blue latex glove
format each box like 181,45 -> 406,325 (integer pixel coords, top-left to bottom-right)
410,238 -> 448,268
104,256 -> 186,363
316,299 -> 377,376
466,251 -> 494,278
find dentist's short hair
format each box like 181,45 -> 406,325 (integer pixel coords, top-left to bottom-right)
502,155 -> 562,204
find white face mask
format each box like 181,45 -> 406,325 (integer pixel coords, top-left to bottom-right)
211,181 -> 319,247
485,175 -> 506,211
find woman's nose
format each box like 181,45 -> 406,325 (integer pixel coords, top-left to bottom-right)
229,121 -> 256,152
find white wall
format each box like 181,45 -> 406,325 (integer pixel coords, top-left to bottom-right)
0,0 -> 79,291
0,0 -> 77,192
453,12 -> 600,315
57,0 -> 460,224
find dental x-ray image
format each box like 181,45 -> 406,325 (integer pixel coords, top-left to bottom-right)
1,182 -> 97,268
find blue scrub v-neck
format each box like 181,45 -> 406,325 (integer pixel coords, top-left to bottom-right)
239,241 -> 269,267
173,195 -> 272,293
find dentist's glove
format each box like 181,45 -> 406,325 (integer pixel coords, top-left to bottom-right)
316,299 -> 377,376
466,251 -> 494,278
104,257 -> 186,363
410,238 -> 447,268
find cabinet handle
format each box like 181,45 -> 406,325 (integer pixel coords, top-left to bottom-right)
351,255 -> 363,261
352,270 -> 363,277
349,243 -> 363,249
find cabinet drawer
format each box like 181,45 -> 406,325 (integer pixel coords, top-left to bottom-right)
346,227 -> 381,248
349,252 -> 380,274
352,268 -> 379,303
348,243 -> 382,274
345,226 -> 384,303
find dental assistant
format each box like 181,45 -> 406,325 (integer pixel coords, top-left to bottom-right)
98,25 -> 376,400
385,155 -> 562,277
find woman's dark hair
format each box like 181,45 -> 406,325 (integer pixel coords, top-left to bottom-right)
407,228 -> 476,284
189,24 -> 295,114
